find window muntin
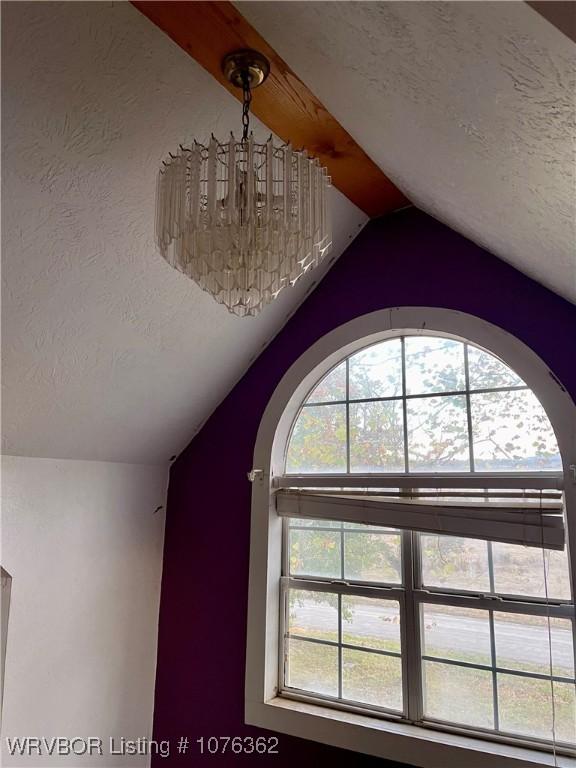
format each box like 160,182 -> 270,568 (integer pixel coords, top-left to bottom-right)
285,585 -> 403,713
287,404 -> 347,474
288,518 -> 402,586
471,389 -> 560,472
349,338 -> 403,399
280,333 -> 573,752
306,361 -> 347,403
421,603 -> 576,744
285,336 -> 561,474
281,520 -> 575,748
405,337 -> 466,395
422,533 -> 572,601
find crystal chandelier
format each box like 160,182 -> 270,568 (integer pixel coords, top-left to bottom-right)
156,50 -> 332,317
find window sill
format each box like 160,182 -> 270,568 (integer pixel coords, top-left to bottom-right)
245,697 -> 576,768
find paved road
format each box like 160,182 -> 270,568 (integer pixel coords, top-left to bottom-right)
291,601 -> 575,676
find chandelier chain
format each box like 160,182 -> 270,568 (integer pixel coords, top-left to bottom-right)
241,74 -> 252,142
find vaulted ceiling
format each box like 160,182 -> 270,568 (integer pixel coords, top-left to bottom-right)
2,1 -> 574,464
1,1 -> 366,464
240,1 -> 576,303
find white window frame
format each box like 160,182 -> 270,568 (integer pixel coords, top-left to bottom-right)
245,307 -> 576,768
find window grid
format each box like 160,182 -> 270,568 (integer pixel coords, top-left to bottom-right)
279,333 -> 573,752
487,541 -> 500,730
337,593 -> 342,700
286,336 -> 561,476
464,342 -> 476,472
282,578 -> 405,716
400,337 -> 410,477
281,520 -> 576,751
287,521 -> 403,586
301,383 -> 530,409
420,653 -> 575,686
345,357 -> 351,474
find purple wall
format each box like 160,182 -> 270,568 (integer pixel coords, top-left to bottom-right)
152,209 -> 576,766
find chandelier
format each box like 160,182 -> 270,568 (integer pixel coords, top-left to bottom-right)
156,50 -> 332,317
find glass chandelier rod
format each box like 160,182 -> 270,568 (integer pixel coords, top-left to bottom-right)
155,49 -> 332,317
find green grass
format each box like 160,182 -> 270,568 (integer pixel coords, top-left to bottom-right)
285,632 -> 576,745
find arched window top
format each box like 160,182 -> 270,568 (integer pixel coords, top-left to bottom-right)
285,335 -> 561,475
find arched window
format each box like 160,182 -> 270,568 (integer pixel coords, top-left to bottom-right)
246,311 -> 575,768
286,336 -> 561,475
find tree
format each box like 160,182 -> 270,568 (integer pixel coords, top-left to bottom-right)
286,338 -> 563,617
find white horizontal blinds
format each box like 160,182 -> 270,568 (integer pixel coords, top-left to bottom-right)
276,489 -> 565,551
276,473 -> 564,489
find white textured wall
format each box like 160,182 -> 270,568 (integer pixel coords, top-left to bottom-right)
1,0 -> 366,465
0,457 -> 167,766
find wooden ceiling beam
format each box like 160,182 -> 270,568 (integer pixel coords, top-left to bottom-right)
131,1 -> 408,217
526,2 -> 576,43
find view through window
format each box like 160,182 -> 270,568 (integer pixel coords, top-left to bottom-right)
279,336 -> 574,750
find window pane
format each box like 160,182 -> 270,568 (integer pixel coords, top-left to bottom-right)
492,543 -> 571,601
286,404 -> 346,473
306,362 -> 347,404
493,613 -> 574,679
467,346 -> 524,390
423,660 -> 494,728
405,337 -> 465,395
343,531 -> 402,584
421,535 -> 490,592
288,590 -> 338,643
289,517 -> 341,529
348,339 -> 402,400
287,638 -> 338,697
289,529 -> 341,578
343,521 -> 398,532
407,395 -> 470,472
497,675 -> 576,744
471,390 -> 561,471
342,596 -> 401,652
422,605 -> 491,666
349,400 -> 405,472
342,649 -> 402,711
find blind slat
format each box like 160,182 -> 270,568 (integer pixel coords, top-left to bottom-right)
276,490 -> 565,551
275,473 -> 564,490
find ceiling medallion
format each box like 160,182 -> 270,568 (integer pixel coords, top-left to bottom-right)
156,49 -> 332,317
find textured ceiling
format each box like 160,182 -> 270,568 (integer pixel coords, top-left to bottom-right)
3,2 -> 574,465
241,0 -> 576,303
1,1 -> 367,464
